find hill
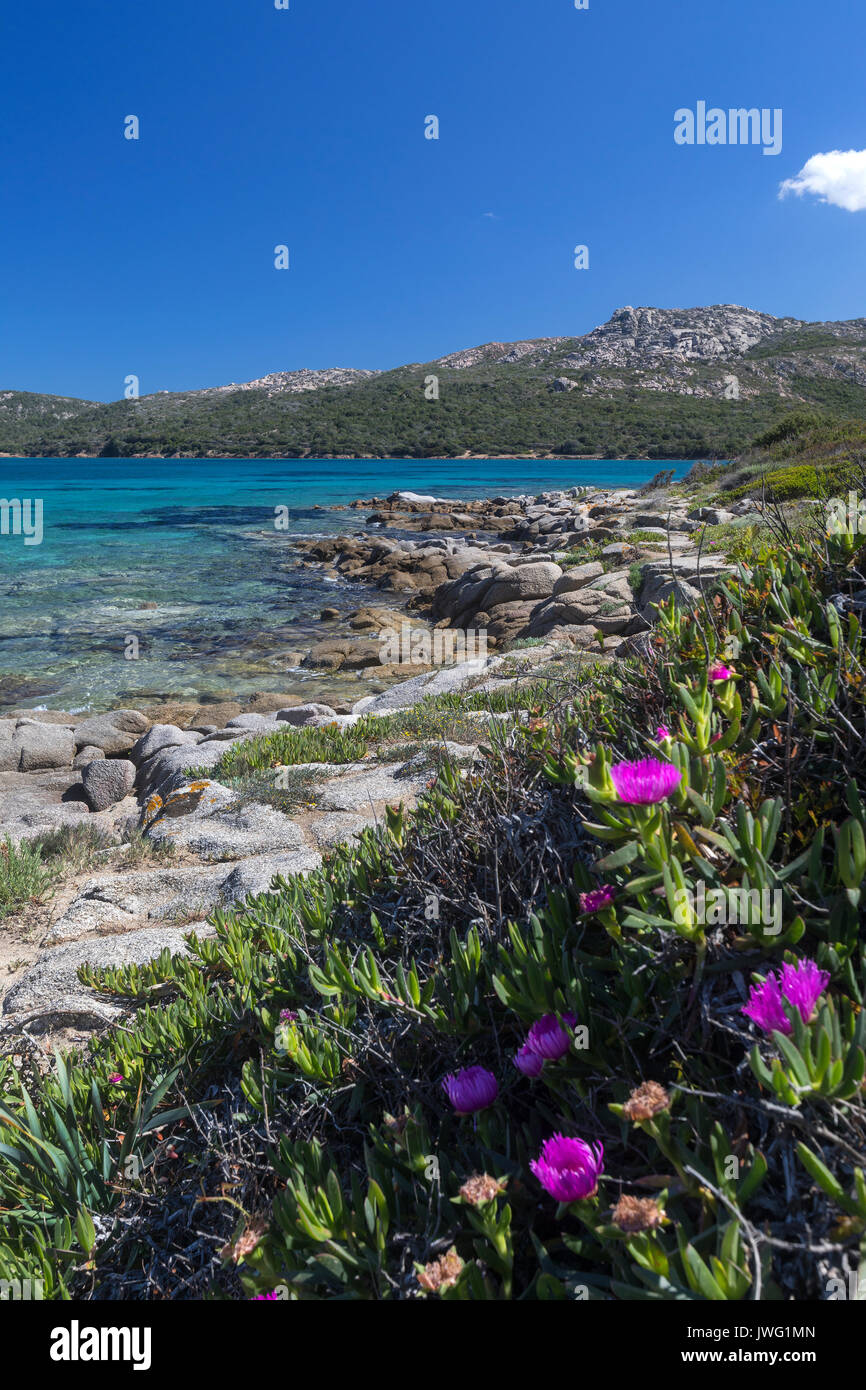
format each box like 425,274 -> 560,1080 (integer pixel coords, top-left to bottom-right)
3,304 -> 866,459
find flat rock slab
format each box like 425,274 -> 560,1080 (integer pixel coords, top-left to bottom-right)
2,925 -> 215,1023
308,811 -> 383,849
0,765 -> 92,840
46,842 -> 326,943
147,799 -> 308,861
354,657 -> 492,715
314,766 -> 429,813
47,863 -> 235,941
220,849 -> 323,899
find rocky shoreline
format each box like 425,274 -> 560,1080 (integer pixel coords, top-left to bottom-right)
0,479 -> 756,1052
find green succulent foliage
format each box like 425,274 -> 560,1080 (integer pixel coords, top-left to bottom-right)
2,509 -> 866,1300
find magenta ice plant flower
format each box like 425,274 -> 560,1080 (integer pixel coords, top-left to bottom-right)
743,959 -> 830,1036
742,972 -> 793,1036
530,1133 -> 604,1203
251,1290 -> 280,1301
655,725 -> 671,741
780,959 -> 830,1025
442,1066 -> 499,1115
709,664 -> 734,682
526,1013 -> 578,1062
513,1043 -> 544,1078
108,1073 -> 123,1085
610,758 -> 682,805
279,1009 -> 298,1022
579,885 -> 616,914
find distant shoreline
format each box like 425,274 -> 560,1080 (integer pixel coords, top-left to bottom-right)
0,452 -> 672,463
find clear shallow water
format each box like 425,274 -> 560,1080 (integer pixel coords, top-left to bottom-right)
0,458 -> 693,711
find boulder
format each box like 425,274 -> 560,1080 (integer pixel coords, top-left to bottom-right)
482,561 -> 563,608
136,740 -> 229,799
276,703 -> 339,725
73,745 -> 105,770
637,572 -> 702,621
243,692 -> 305,712
73,709 -> 150,755
224,714 -> 280,731
688,506 -> 736,525
185,702 -> 243,728
81,759 -> 137,812
13,722 -> 75,772
130,724 -> 202,767
303,638 -> 385,671
552,562 -> 604,595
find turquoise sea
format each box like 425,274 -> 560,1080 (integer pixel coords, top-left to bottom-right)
0,458 -> 693,712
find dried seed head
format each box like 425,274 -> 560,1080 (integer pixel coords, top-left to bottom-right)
611,1194 -> 665,1234
221,1217 -> 268,1264
622,1081 -> 670,1122
417,1246 -> 464,1293
459,1173 -> 506,1207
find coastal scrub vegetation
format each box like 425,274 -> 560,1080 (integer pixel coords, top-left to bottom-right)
7,359 -> 866,461
1,481 -> 866,1301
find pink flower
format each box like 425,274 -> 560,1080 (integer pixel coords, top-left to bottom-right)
579,885 -> 616,914
743,959 -> 831,1035
530,1133 -> 604,1203
655,725 -> 671,741
513,1043 -> 544,1078
526,1013 -> 578,1061
709,664 -> 734,682
610,758 -> 682,805
742,973 -> 792,1036
279,1009 -> 298,1022
108,1074 -> 123,1085
251,1290 -> 280,1301
442,1066 -> 498,1115
779,960 -> 830,1025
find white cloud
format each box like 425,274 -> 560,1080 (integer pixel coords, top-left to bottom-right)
779,148 -> 866,212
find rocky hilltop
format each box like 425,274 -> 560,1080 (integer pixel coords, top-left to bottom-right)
193,367 -> 381,397
3,304 -> 866,457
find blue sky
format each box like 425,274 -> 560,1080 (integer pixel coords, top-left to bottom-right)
2,0 -> 863,401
